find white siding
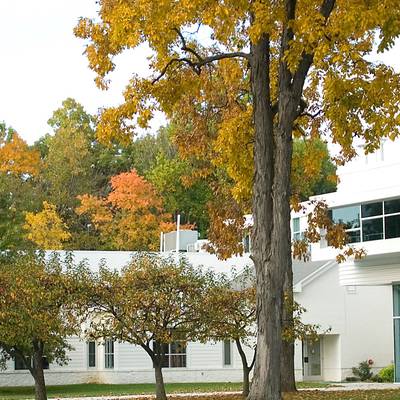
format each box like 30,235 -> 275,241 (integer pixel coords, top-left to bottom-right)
295,264 -> 393,381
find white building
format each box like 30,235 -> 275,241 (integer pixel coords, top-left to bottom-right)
0,251 -> 393,386
299,139 -> 400,382
1,140 -> 398,386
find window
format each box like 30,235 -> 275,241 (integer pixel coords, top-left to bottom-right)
223,340 -> 232,366
14,356 -> 49,370
88,341 -> 96,368
104,339 -> 114,369
243,234 -> 251,253
153,341 -> 186,368
328,198 -> 400,244
292,217 -> 302,240
329,205 -> 361,243
14,356 -> 31,370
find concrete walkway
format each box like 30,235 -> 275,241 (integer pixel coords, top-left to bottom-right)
48,383 -> 400,400
319,382 -> 400,391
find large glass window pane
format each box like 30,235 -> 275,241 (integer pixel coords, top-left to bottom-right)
385,215 -> 400,239
361,202 -> 383,218
346,230 -> 361,243
385,199 -> 400,215
362,218 -> 383,241
330,206 -> 360,229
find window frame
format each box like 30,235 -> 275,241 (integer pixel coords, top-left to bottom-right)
153,340 -> 187,368
329,197 -> 400,244
104,339 -> 114,369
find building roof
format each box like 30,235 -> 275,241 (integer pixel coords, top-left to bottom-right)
292,259 -> 333,285
46,250 -> 334,289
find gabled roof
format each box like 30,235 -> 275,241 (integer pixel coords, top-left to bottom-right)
293,259 -> 337,292
45,250 -> 335,291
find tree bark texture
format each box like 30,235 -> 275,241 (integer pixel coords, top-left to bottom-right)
247,34 -> 286,400
235,339 -> 255,397
32,345 -> 47,400
281,264 -> 296,392
154,362 -> 167,400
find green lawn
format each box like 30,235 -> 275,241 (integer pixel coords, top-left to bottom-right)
0,381 -> 330,399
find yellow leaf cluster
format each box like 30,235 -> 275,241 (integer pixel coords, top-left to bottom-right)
0,133 -> 40,176
24,201 -> 71,250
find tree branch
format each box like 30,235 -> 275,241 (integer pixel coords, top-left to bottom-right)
152,29 -> 250,84
292,0 -> 336,96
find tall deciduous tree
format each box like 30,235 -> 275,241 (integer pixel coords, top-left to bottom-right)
0,124 -> 42,249
75,3 -> 400,399
0,251 -> 88,400
86,253 -> 215,400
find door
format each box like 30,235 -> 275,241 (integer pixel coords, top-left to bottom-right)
303,338 -> 322,380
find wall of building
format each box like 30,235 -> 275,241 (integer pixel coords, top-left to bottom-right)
294,264 -> 393,381
0,339 -> 254,386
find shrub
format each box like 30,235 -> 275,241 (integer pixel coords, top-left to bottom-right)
345,376 -> 359,382
378,364 -> 394,382
352,359 -> 373,381
371,374 -> 383,382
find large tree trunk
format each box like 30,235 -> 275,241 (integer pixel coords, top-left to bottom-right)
247,34 -> 284,400
281,268 -> 296,392
31,345 -> 47,400
154,361 -> 167,400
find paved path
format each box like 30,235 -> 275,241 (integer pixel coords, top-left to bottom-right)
319,382 -> 400,391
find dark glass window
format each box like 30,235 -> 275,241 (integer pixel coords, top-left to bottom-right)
385,199 -> 400,215
361,202 -> 383,218
15,356 -> 49,370
223,340 -> 232,366
362,218 -> 383,241
154,341 -> 186,368
330,206 -> 360,229
346,230 -> 361,244
88,341 -> 96,367
385,215 -> 400,239
14,356 -> 30,370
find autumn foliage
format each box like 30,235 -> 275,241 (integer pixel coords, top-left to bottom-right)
0,132 -> 40,177
77,170 -> 193,250
24,201 -> 71,250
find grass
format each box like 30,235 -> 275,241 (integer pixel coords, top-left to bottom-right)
2,382 -> 400,400
0,381 -> 330,399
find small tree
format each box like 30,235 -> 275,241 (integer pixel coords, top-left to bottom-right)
206,266 -> 320,396
86,253 -> 214,400
0,251 -> 88,400
206,268 -> 256,397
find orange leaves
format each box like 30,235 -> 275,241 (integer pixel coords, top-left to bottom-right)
109,170 -> 162,211
24,201 -> 71,250
0,133 -> 40,177
77,170 -> 174,250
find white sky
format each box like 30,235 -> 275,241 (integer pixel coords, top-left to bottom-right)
0,1 -> 399,144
